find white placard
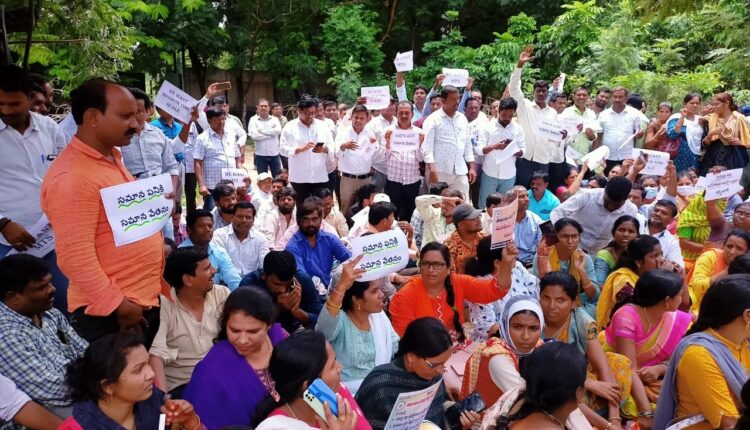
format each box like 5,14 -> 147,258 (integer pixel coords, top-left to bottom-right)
580,146 -> 610,171
153,81 -> 199,124
703,168 -> 744,201
349,229 -> 409,282
631,148 -> 670,176
100,174 -> 174,247
442,68 -> 469,87
536,118 -> 565,143
158,414 -> 166,430
6,215 -> 55,258
383,380 -> 442,430
557,72 -> 566,92
493,141 -> 521,165
394,51 -> 414,72
361,86 -> 391,110
565,145 -> 582,166
491,198 -> 518,249
221,168 -> 248,187
391,128 -> 420,152
560,116 -> 584,137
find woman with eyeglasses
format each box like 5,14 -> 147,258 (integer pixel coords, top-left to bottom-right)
356,318 -> 480,430
389,241 -> 516,343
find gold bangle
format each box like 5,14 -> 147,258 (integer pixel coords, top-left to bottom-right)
326,299 -> 341,310
610,417 -> 622,422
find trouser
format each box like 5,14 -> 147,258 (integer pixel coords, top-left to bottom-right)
185,172 -> 197,214
371,170 -> 387,192
339,174 -> 373,215
326,170 -> 341,204
515,158 -> 549,188
291,182 -> 328,206
436,172 -> 470,201
280,155 -> 288,170
0,246 -> 69,315
478,173 -> 516,209
202,192 -> 215,212
385,179 -> 421,221
175,163 -> 185,211
548,161 -> 569,191
470,165 -> 482,209
70,305 -> 161,349
254,154 -> 282,177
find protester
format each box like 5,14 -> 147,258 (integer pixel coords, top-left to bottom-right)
597,87 -> 645,173
314,187 -> 350,239
337,105 -> 379,214
0,373 -> 62,429
414,189 -> 463,245
594,215 -> 641,286
527,171 -> 560,221
562,86 -> 599,157
180,209 -> 241,290
689,229 -> 750,311
477,98 -> 525,205
444,204 -> 487,273
209,181 -> 237,230
383,101 -> 424,221
667,93 -> 705,172
364,98 -> 396,192
248,98 -> 283,177
263,187 -> 297,250
640,199 -> 685,266
194,107 -> 242,211
645,102 -> 680,160
211,201 -> 270,276
699,92 -> 750,176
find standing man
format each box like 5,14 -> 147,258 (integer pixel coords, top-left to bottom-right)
337,105 -> 379,214
595,87 -> 645,173
281,96 -> 335,205
561,86 -> 599,159
423,85 -> 477,200
395,72 -> 430,120
366,98 -> 397,192
465,97 -> 489,208
151,107 -> 189,209
247,98 -> 282,177
193,107 -> 241,211
198,93 -> 247,164
0,65 -> 69,312
41,79 -> 169,346
591,87 -> 613,117
384,101 -> 424,221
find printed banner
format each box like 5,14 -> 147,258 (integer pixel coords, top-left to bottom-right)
536,118 -> 565,143
394,51 -> 414,72
442,68 -> 469,87
391,128 -> 421,152
153,80 -> 198,124
491,198 -> 518,250
383,380 -> 442,430
631,148 -> 670,176
221,168 -> 249,187
6,214 -> 55,258
702,168 -> 744,201
361,86 -> 391,110
349,229 -> 409,282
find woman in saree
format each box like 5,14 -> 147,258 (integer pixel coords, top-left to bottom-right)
654,274 -> 750,430
688,229 -> 750,312
604,270 -> 691,424
677,188 -> 728,270
594,215 -> 640,287
698,92 -> 750,176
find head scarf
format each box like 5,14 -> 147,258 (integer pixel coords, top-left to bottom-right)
499,295 -> 545,357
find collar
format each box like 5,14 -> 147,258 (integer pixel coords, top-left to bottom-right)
0,301 -> 43,325
707,328 -> 748,351
208,128 -> 225,140
155,117 -> 176,129
0,112 -> 40,134
69,136 -> 123,161
573,106 -> 588,116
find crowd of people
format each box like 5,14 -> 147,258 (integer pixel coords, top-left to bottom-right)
4,43 -> 750,430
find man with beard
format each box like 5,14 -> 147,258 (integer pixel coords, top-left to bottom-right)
337,105 -> 379,214
42,79 -> 171,347
179,209 -> 241,290
262,187 -> 297,250
211,201 -> 269,276
395,71 -> 431,120
444,204 -> 487,273
591,87 -> 612,116
595,87 -> 646,173
285,199 -> 351,288
509,186 -> 542,268
0,65 -> 68,313
0,255 -> 88,420
210,182 -> 237,231
639,199 -> 684,266
365,98 -> 397,192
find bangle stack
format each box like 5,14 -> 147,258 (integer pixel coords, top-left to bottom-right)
325,299 -> 341,310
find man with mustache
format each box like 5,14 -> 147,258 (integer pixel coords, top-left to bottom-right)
210,181 -> 237,231
262,186 -> 298,250
42,78 -> 172,348
0,65 -> 68,313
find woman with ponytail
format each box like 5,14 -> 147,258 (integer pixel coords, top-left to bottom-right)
389,241 -> 516,342
654,274 -> 750,430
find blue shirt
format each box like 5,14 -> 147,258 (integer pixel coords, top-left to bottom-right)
528,189 -> 560,221
151,118 -> 183,140
179,239 -> 241,290
285,230 -> 351,287
515,210 -> 542,264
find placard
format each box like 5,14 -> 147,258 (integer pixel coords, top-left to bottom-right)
580,146 -> 610,171
557,72 -> 566,92
631,148 -> 670,176
350,229 -> 409,282
361,86 -> 391,110
153,80 -> 199,124
6,214 -> 55,258
383,380 -> 442,430
491,198 -> 518,249
391,128 -> 420,152
560,116 -> 584,137
442,68 -> 469,87
100,174 -> 174,246
493,141 -> 521,165
702,168 -> 744,201
565,145 -> 582,166
536,118 -> 565,143
394,51 -> 414,72
221,168 -> 249,187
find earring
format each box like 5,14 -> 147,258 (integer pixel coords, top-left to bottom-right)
745,320 -> 750,331
357,304 -> 362,311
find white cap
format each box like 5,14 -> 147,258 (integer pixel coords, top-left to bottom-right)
257,172 -> 272,182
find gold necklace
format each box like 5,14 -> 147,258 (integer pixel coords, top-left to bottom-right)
285,402 -> 299,420
640,305 -> 653,332
542,410 -> 566,429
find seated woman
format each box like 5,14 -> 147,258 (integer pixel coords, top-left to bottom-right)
254,330 -> 369,430
356,318 -> 479,429
655,274 -> 750,430
465,236 -> 539,342
534,218 -> 599,319
61,332 -> 202,430
555,164 -> 588,202
184,287 -> 287,429
460,296 -> 545,406
677,188 -> 728,270
316,255 -> 399,394
539,272 -> 626,429
604,270 -> 691,420
596,235 -> 664,329
389,241 -> 515,342
593,215 -> 640,287
480,342 -> 590,430
689,229 -> 750,311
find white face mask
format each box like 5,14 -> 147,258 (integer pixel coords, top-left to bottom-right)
644,186 -> 658,200
677,185 -> 697,196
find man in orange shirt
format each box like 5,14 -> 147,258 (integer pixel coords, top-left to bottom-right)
41,79 -> 170,347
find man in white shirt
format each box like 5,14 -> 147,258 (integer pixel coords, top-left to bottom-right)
212,201 -> 270,276
477,98 -> 525,209
337,105 -> 380,215
0,65 -> 69,312
280,96 -> 335,205
509,47 -> 560,189
0,373 -> 61,429
639,199 -> 684,267
365,99 -> 397,192
465,97 -> 489,208
262,186 -> 297,250
595,86 -> 645,174
247,98 -> 282,177
591,87 -> 612,117
193,107 -> 241,212
423,85 -> 477,199
250,172 -> 274,214
561,86 -> 599,158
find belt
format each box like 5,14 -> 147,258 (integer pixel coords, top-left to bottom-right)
341,172 -> 372,180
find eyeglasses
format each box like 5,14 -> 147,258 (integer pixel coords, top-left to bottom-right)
423,358 -> 445,370
419,261 -> 447,271
735,210 -> 750,218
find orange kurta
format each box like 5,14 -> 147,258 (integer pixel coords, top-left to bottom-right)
41,137 -> 168,315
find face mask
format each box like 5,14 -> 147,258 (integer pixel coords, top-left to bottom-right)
677,185 -> 697,196
644,186 -> 658,200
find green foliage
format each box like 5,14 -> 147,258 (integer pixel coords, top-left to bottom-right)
537,0 -> 603,75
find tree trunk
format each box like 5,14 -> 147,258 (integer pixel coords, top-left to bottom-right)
187,46 -> 207,95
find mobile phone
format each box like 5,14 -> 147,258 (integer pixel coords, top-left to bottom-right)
444,392 -> 486,430
302,379 -> 338,421
214,81 -> 232,91
315,141 -> 325,148
539,220 -> 559,247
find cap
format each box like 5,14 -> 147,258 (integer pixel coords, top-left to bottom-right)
257,172 -> 272,182
373,193 -> 391,203
453,204 -> 482,225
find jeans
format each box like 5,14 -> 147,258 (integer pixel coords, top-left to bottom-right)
385,180 -> 421,221
478,173 -> 516,209
291,182 -> 327,206
0,245 -> 70,315
202,193 -> 215,212
371,170 -> 387,192
254,154 -> 282,177
185,172 -> 197,214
